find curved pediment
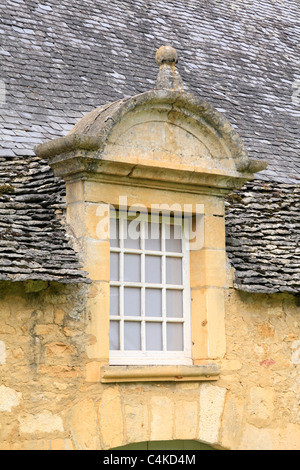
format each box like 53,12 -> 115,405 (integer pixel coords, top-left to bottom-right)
35,89 -> 267,187
67,90 -> 249,174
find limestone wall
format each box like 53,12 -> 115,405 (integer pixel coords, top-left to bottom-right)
0,281 -> 299,450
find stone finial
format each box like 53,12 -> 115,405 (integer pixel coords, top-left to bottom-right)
155,45 -> 178,66
155,46 -> 184,92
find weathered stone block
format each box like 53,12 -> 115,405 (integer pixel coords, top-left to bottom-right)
191,287 -> 226,360
198,383 -> 227,445
203,214 -> 225,250
191,288 -> 208,359
99,387 -> 123,449
65,180 -> 84,205
190,248 -> 226,288
174,400 -> 198,440
68,399 -> 100,450
66,202 -> 85,239
220,393 -> 246,449
84,240 -> 110,281
247,386 -> 275,427
86,203 -> 110,240
0,340 -> 6,365
124,403 -> 150,444
0,385 -> 22,412
85,361 -> 102,382
38,365 -> 83,378
150,396 -> 174,441
291,340 -> 300,365
85,282 -> 110,361
34,324 -> 57,336
45,342 -> 76,358
19,412 -> 64,434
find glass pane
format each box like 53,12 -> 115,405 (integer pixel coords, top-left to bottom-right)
166,290 -> 183,318
110,218 -> 119,248
124,322 -> 141,350
166,258 -> 182,285
145,255 -> 162,284
145,222 -> 161,251
145,289 -> 162,317
110,252 -> 119,281
109,321 -> 120,350
165,224 -> 182,253
124,254 -> 141,282
124,287 -> 141,317
146,323 -> 163,351
110,287 -> 119,316
167,323 -> 184,351
124,219 -> 140,249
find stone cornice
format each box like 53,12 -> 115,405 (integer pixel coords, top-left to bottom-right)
40,151 -> 255,196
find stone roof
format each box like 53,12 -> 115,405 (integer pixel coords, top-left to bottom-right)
226,181 -> 300,294
0,153 -> 88,283
0,0 -> 299,291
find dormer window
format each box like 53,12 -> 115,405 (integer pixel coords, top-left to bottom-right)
35,46 -> 264,383
109,211 -> 192,366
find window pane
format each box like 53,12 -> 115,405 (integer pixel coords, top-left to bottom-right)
165,224 -> 182,253
110,218 -> 119,248
146,323 -> 162,351
124,322 -> 141,350
109,321 -> 120,350
124,287 -> 141,317
124,219 -> 140,249
166,290 -> 183,318
124,254 -> 141,282
110,287 -> 119,316
167,323 -> 184,351
166,257 -> 182,285
145,255 -> 162,284
145,222 -> 161,251
110,252 -> 119,281
145,289 -> 162,317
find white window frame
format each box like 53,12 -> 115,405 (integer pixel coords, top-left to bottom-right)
109,211 -> 192,366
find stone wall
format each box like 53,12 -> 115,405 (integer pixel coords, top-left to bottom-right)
221,289 -> 300,449
0,281 -> 299,450
0,281 -> 88,450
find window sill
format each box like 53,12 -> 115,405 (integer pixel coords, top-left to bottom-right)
100,362 -> 220,383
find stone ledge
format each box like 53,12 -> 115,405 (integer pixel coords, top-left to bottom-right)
100,363 -> 220,383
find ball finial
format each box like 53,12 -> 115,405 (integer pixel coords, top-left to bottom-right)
155,45 -> 184,91
155,46 -> 178,66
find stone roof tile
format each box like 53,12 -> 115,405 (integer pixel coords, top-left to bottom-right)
226,181 -> 300,294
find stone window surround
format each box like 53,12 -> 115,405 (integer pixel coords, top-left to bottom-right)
65,176 -> 227,383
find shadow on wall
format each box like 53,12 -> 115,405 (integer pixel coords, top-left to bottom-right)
112,440 -> 215,450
